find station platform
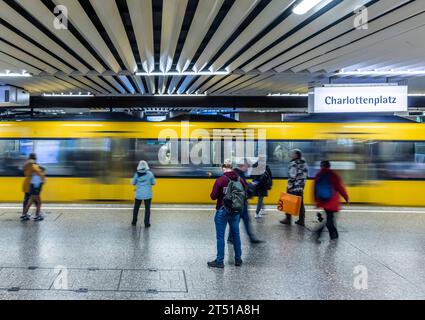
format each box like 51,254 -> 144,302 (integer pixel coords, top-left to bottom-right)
0,204 -> 424,300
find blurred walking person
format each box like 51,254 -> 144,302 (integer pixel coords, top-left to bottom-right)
314,161 -> 349,241
280,149 -> 308,226
251,156 -> 273,219
131,161 -> 156,227
21,153 -> 45,221
229,159 -> 264,244
208,160 -> 244,268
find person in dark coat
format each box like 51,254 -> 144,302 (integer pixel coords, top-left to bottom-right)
251,156 -> 273,219
314,161 -> 349,241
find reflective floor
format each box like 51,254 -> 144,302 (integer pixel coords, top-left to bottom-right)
0,204 -> 424,300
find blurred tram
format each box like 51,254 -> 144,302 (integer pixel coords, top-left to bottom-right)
0,115 -> 424,206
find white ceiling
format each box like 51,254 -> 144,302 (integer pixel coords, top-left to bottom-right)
0,0 -> 424,96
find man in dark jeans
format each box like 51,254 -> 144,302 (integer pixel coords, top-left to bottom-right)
229,159 -> 263,244
280,149 -> 309,226
208,161 -> 243,268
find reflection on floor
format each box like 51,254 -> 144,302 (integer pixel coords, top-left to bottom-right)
0,204 -> 424,300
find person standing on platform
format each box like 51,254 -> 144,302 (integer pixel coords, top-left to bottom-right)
131,161 -> 156,227
208,160 -> 244,268
313,161 -> 349,242
280,149 -> 309,226
251,155 -> 273,219
229,159 -> 264,244
21,153 -> 45,221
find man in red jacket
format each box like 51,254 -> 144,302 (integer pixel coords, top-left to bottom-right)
314,161 -> 349,241
208,160 -> 245,268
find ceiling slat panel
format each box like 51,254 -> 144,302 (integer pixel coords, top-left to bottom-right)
89,0 -> 137,73
273,0 -> 410,72
210,0 -> 292,72
227,0 -> 334,72
0,25 -> 74,74
0,53 -> 41,75
292,2 -> 425,72
177,0 -> 224,72
14,0 -> 105,73
127,0 -> 154,73
193,0 -> 260,72
248,0 -> 371,73
0,0 -> 89,73
52,0 -> 121,73
0,40 -> 57,74
160,0 -> 188,72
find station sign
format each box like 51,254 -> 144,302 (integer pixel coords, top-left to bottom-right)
309,85 -> 408,113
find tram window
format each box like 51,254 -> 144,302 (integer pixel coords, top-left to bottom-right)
373,142 -> 425,179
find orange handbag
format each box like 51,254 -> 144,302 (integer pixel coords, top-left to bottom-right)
277,192 -> 302,216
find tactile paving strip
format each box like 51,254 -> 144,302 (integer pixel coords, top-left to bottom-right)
0,267 -> 187,293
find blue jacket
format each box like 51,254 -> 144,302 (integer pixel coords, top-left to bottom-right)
131,170 -> 156,200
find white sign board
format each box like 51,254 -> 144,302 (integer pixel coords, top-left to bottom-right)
310,86 -> 408,113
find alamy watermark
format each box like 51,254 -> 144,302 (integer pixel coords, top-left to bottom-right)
53,5 -> 68,30
354,6 -> 369,30
53,265 -> 69,290
353,265 -> 368,290
157,121 -> 267,175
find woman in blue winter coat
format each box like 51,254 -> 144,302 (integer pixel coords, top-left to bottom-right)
131,161 -> 156,227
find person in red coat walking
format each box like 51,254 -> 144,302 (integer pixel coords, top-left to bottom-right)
313,161 -> 349,241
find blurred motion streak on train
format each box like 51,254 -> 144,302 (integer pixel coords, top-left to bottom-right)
0,120 -> 424,206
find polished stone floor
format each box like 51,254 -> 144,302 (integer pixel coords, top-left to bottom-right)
0,203 -> 424,300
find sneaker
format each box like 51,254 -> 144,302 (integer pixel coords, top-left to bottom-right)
20,214 -> 30,221
34,215 -> 44,221
207,260 -> 224,268
259,209 -> 267,216
235,260 -> 243,267
250,239 -> 265,244
255,214 -> 262,219
280,218 -> 291,225
145,224 -> 151,228
131,222 -> 137,226
295,220 -> 305,227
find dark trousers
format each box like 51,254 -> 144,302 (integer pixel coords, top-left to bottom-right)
132,199 -> 152,226
316,210 -> 339,240
285,192 -> 305,223
23,193 -> 30,212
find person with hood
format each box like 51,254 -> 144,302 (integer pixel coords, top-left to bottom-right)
280,149 -> 309,226
314,161 -> 349,241
208,160 -> 244,268
21,153 -> 45,221
131,161 -> 156,227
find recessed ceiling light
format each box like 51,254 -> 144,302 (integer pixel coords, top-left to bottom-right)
336,69 -> 425,76
293,0 -> 327,15
0,70 -> 32,77
135,71 -> 229,76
